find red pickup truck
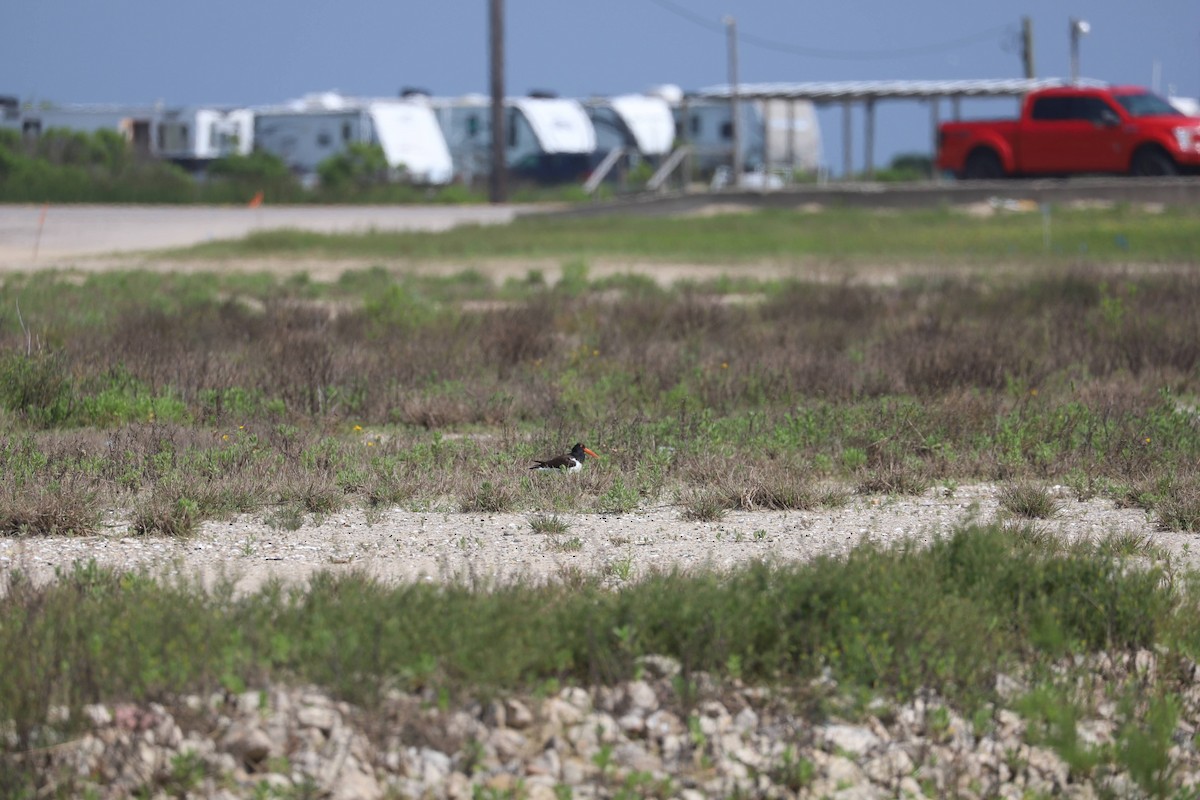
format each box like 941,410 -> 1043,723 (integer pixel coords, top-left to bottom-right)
937,84 -> 1200,178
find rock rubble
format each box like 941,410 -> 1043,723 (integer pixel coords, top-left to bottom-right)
13,652 -> 1200,799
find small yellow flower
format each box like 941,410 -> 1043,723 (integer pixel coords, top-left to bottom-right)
367,441 -> 375,447
222,434 -> 229,441
1029,388 -> 1038,397
353,424 -> 363,432
592,349 -> 599,357
1145,437 -> 1152,444
721,362 -> 729,370
238,425 -> 245,430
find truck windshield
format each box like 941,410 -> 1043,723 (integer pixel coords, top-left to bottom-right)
1113,92 -> 1183,117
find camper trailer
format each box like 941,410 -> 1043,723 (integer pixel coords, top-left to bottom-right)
0,101 -> 257,171
434,94 -> 597,184
157,107 -> 254,170
586,93 -> 676,159
1,103 -> 163,154
675,95 -> 822,180
253,92 -> 452,185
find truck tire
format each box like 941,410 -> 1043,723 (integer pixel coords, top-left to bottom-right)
962,149 -> 1005,180
1130,146 -> 1178,176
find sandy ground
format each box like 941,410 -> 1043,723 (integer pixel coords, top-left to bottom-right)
0,204 -> 528,269
0,204 -> 1191,591
0,484 -> 1186,594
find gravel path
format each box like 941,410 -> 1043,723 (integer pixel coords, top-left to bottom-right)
2,484 -> 1188,594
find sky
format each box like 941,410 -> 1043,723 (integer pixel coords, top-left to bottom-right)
5,1 -> 1199,174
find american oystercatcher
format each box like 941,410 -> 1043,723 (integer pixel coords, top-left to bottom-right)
530,443 -> 599,473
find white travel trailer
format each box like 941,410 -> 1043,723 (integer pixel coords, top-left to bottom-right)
759,98 -> 822,174
433,94 -> 597,184
674,94 -> 822,179
157,107 -> 254,169
2,103 -> 164,153
253,92 -> 453,184
0,101 -> 258,171
586,93 -> 676,159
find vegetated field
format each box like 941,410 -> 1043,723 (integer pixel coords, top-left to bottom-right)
5,203 -> 1200,796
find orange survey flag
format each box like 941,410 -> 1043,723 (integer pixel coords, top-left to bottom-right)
248,190 -> 264,208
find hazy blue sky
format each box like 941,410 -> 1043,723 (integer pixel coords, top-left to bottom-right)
5,1 -> 1199,172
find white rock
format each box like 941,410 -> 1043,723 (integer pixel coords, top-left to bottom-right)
823,723 -> 881,757
297,704 -> 339,734
626,680 -> 658,712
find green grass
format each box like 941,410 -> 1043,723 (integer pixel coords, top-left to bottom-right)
173,205 -> 1200,264
1,524 -> 1193,748
5,256 -> 1200,527
3,207 -> 1200,795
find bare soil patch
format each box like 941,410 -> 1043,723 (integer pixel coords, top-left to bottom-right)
1,484 -> 1187,594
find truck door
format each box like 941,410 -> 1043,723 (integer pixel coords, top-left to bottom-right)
1022,95 -> 1122,174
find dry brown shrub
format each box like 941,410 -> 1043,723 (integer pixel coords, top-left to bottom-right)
0,479 -> 99,536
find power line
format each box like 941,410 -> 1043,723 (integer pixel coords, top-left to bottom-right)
647,0 -> 1013,61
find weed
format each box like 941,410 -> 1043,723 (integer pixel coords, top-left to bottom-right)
1155,481 -> 1200,531
681,490 -> 726,522
1117,692 -> 1180,796
855,462 -> 930,496
597,477 -> 640,514
530,514 -> 569,534
461,480 -> 516,514
770,746 -> 816,791
606,556 -> 635,582
265,504 -> 305,532
999,482 -> 1062,519
0,479 -> 98,536
130,491 -> 200,537
549,536 -> 583,552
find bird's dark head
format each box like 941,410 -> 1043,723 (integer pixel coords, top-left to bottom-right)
571,443 -> 599,460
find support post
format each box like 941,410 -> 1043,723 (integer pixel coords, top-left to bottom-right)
842,101 -> 852,180
724,16 -> 742,186
488,0 -> 507,204
863,97 -> 876,180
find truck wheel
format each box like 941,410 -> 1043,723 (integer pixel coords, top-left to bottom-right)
962,149 -> 1005,180
1130,147 -> 1178,176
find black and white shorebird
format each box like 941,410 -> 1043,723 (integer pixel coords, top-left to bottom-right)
530,443 -> 599,473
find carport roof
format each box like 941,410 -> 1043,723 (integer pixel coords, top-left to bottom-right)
695,77 -> 1108,103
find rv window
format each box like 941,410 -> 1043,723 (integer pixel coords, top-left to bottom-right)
342,122 -> 352,142
690,116 -> 701,136
467,115 -> 480,137
720,121 -> 733,140
317,132 -> 332,147
507,109 -> 518,148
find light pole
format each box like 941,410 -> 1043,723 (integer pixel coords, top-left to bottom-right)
1069,17 -> 1090,84
724,15 -> 742,187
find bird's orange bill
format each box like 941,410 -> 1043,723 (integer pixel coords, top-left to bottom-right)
583,447 -> 599,459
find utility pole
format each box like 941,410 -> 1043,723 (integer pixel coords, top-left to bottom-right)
724,16 -> 742,187
1021,16 -> 1035,79
1069,17 -> 1090,84
488,0 -> 507,204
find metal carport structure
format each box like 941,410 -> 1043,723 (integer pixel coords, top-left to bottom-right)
696,78 -> 1105,179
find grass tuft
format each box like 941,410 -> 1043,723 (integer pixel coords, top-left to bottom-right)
999,481 -> 1062,519
1155,482 -> 1200,532
0,480 -> 98,536
130,492 -> 200,537
681,490 -> 727,522
529,514 -> 569,534
461,480 -> 517,514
